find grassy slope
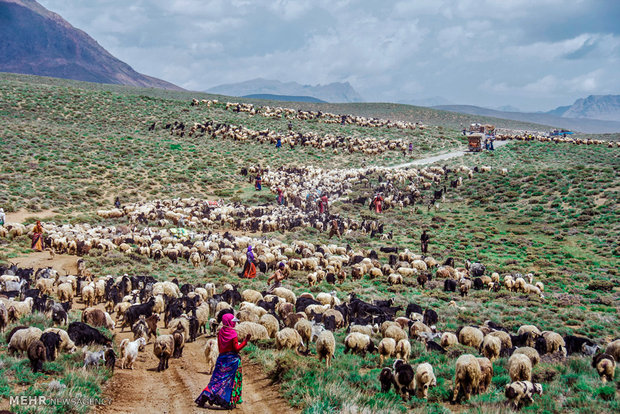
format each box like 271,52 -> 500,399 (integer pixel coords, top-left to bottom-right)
0,74 -> 619,413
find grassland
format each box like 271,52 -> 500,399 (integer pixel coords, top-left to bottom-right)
0,73 -> 619,413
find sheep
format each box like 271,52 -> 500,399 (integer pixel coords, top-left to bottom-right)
120,338 -> 146,369
40,331 -> 61,361
7,297 -> 33,320
172,328 -> 185,358
82,308 -> 115,330
272,287 -> 296,304
387,273 -> 403,285
235,321 -> 270,341
43,328 -> 76,353
488,330 -> 512,350
392,359 -> 416,401
152,281 -> 181,299
476,357 -> 493,394
409,321 -> 433,340
504,381 -> 543,409
316,291 -> 338,307
28,339 -> 47,373
201,338 -> 218,375
8,327 -> 43,355
458,326 -> 484,349
349,324 -> 374,337
606,339 -> 620,362
275,327 -> 304,351
154,335 -> 175,371
344,332 -> 377,356
57,282 -> 74,303
0,302 -> 7,332
168,315 -> 190,340
508,353 -> 532,382
452,354 -> 481,403
68,322 -> 112,346
379,367 -> 394,393
413,362 -> 436,399
536,331 -> 566,356
36,278 -> 55,296
241,289 -> 263,304
592,353 -> 616,383
259,314 -> 279,339
378,338 -> 396,366
316,330 -> 336,368
294,319 -> 312,351
513,346 -> 540,367
441,332 -> 459,348
82,284 -> 95,307
480,335 -> 501,361
384,325 -> 408,342
395,339 -> 411,362
132,317 -> 149,342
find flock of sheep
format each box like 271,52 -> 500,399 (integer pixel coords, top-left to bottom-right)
1,259 -> 618,410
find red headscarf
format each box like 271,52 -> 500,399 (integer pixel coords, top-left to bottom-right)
218,313 -> 238,351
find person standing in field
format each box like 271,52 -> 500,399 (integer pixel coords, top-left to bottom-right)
267,262 -> 288,293
0,208 -> 5,226
255,173 -> 262,191
420,230 -> 430,254
241,246 -> 257,279
32,220 -> 44,251
195,313 -> 250,409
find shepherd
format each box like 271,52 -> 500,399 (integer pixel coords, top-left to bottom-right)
195,314 -> 250,409
276,188 -> 284,205
267,262 -> 288,293
371,194 -> 383,213
328,219 -> 341,240
276,137 -> 282,148
420,230 -> 430,254
0,208 -> 5,226
31,220 -> 44,251
241,246 -> 257,279
319,194 -> 328,214
255,173 -> 262,191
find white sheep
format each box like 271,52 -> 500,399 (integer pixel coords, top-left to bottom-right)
204,338 -> 218,374
505,381 -> 543,409
8,327 -> 43,355
316,330 -> 335,368
344,332 -> 376,356
508,353 -> 532,382
480,335 -> 501,362
275,327 -> 304,351
452,354 -> 481,402
378,338 -> 396,366
414,362 -> 436,399
395,339 -> 411,362
236,322 -> 269,341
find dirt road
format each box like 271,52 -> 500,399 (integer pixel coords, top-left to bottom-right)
388,140 -> 511,169
94,315 -> 296,414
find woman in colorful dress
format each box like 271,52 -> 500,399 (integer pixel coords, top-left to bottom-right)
31,220 -> 44,251
241,246 -> 257,279
195,314 -> 251,409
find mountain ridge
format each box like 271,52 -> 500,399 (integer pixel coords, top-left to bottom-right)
0,0 -> 183,90
207,78 -> 363,103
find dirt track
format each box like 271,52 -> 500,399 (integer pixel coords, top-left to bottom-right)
7,251 -> 296,414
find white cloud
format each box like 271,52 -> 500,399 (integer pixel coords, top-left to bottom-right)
35,0 -> 620,110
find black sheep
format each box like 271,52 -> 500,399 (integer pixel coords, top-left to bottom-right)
406,302 -> 423,317
27,339 -> 47,373
379,367 -> 393,393
392,360 -> 415,401
564,335 -> 599,355
443,279 -> 457,292
68,322 -> 112,346
473,278 -> 484,290
423,309 -> 438,326
40,332 -> 61,361
188,316 -> 199,343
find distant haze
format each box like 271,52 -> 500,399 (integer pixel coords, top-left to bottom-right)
35,0 -> 620,111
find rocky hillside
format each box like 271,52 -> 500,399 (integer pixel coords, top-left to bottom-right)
0,0 -> 182,90
207,78 -> 363,103
556,95 -> 620,121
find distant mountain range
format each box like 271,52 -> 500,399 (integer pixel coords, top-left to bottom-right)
0,0 -> 182,90
547,95 -> 620,122
242,94 -> 326,103
432,104 -> 620,134
207,78 -> 363,103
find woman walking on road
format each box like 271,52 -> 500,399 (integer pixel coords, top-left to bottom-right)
195,313 -> 251,409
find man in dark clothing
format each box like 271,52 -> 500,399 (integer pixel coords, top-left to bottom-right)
420,230 -> 430,254
114,197 -> 121,209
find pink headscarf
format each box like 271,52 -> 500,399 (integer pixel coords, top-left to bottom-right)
218,313 -> 238,351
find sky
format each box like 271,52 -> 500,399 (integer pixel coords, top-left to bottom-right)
37,0 -> 620,111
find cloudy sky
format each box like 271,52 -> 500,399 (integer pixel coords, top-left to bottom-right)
38,0 -> 620,111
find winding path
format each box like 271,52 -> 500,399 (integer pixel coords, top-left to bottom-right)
387,140 -> 512,169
